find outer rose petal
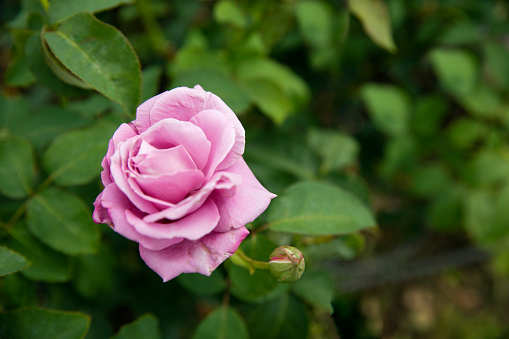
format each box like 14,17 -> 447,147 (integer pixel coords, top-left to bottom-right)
101,123 -> 138,186
92,191 -> 111,224
134,86 -> 245,170
126,199 -> 220,241
101,183 -> 182,251
211,158 -> 277,232
139,227 -> 250,281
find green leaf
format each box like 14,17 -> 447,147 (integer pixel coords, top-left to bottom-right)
0,246 -> 30,277
458,84 -> 503,119
0,308 -> 90,339
73,247 -> 114,298
26,187 -> 100,255
48,0 -> 134,23
410,95 -> 448,137
349,0 -> 397,52
176,270 -> 226,296
308,129 -> 359,174
192,307 -> 248,339
43,121 -> 117,186
4,28 -> 35,87
8,223 -> 72,282
361,83 -> 410,137
213,0 -> 248,28
428,185 -> 463,231
44,12 -> 141,114
0,137 -> 36,199
111,314 -> 160,339
140,65 -> 163,104
429,48 -> 478,96
172,67 -> 251,114
447,118 -> 487,149
25,32 -> 89,96
463,150 -> 509,188
268,181 -> 376,235
465,185 -> 509,244
242,79 -> 292,124
295,0 -> 333,49
229,235 -> 285,302
247,294 -> 309,339
292,270 -> 334,313
484,41 -> 509,88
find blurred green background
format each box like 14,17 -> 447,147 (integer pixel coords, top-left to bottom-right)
2,0 -> 509,338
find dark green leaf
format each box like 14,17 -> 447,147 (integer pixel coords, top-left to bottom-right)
0,246 -> 30,277
48,0 -> 134,23
111,314 -> 160,339
44,12 -> 141,114
4,28 -> 35,86
229,235 -> 285,302
268,181 -> 376,235
176,270 -> 226,296
484,41 -> 509,88
247,294 -> 309,339
192,307 -> 248,339
26,187 -> 100,255
8,223 -> 72,282
73,247 -> 114,298
140,65 -> 163,104
43,121 -> 117,186
0,308 -> 90,339
361,84 -> 410,137
349,0 -> 397,52
292,270 -> 333,313
25,32 -> 89,96
0,137 -> 35,199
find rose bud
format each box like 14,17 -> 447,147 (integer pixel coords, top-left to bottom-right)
268,246 -> 305,283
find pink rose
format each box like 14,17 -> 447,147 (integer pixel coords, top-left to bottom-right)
93,85 -> 275,281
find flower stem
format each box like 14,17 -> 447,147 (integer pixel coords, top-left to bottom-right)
230,249 -> 269,274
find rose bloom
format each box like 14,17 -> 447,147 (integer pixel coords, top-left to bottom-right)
93,85 -> 275,281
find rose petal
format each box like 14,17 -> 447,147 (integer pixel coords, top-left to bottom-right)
139,227 -> 250,281
143,171 -> 241,223
211,158 -> 277,232
135,86 -> 245,169
190,109 -> 236,178
126,199 -> 220,240
134,169 -> 204,204
135,143 -> 197,175
101,184 -> 182,250
92,191 -> 111,224
140,118 -> 211,170
110,138 -> 159,214
101,123 -> 138,187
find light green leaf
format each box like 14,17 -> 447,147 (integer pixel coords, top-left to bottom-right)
43,121 -> 117,186
48,0 -> 134,23
458,84 -> 503,119
237,58 -> 310,108
292,270 -> 334,313
429,48 -> 478,96
349,0 -> 397,52
0,137 -> 35,199
308,129 -> 359,174
295,0 -> 333,49
192,307 -> 248,339
44,12 -> 141,114
112,314 -> 160,339
0,308 -> 90,339
242,79 -> 292,124
463,150 -> 509,188
213,0 -> 248,28
268,181 -> 376,235
360,84 -> 410,136
172,67 -> 251,114
177,270 -> 226,296
26,187 -> 100,255
247,294 -> 309,339
8,223 -> 72,282
0,246 -> 30,277
484,42 -> 509,88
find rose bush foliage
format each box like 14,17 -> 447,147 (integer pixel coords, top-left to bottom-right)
93,85 -> 275,281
